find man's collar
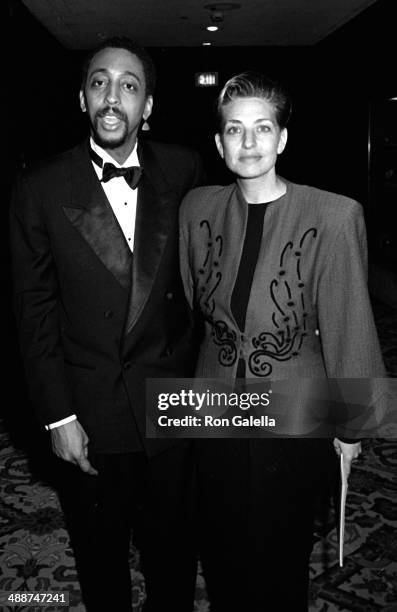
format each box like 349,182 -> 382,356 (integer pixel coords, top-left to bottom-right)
90,137 -> 140,168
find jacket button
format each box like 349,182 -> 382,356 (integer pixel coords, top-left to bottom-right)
104,309 -> 114,319
123,361 -> 131,370
165,292 -> 174,300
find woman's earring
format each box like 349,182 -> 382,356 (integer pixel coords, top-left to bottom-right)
142,119 -> 150,131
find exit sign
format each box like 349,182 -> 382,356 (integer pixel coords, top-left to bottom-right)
195,72 -> 218,87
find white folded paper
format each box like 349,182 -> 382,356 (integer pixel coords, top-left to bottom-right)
339,453 -> 348,567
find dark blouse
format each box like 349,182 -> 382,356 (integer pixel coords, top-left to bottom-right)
231,203 -> 268,377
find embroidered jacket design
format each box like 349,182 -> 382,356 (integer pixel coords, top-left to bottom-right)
249,227 -> 318,376
195,217 -> 318,374
196,220 -> 237,367
211,321 -> 238,367
196,220 -> 223,315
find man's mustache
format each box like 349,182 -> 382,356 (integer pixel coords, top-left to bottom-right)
95,106 -> 127,122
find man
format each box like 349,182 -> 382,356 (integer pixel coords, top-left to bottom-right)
10,37 -> 203,611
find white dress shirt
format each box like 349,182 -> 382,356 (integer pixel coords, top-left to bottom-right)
90,137 -> 139,252
46,138 -> 140,430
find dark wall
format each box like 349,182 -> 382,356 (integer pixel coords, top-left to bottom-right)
316,0 -> 397,268
7,1 -> 81,170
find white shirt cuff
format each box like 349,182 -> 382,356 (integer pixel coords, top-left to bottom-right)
45,414 -> 77,430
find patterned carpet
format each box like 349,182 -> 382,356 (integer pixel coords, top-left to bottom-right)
0,300 -> 396,611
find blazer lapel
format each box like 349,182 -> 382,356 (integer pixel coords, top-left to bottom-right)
124,141 -> 176,334
62,142 -> 132,290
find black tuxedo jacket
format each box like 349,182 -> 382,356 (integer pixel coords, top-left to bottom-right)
10,139 -> 204,455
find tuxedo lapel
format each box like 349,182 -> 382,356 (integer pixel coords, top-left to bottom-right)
124,141 -> 176,334
62,142 -> 132,290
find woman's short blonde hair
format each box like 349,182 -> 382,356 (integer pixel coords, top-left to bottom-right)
216,71 -> 292,131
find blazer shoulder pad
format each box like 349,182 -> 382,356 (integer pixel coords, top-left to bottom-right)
292,182 -> 362,221
180,184 -> 233,225
181,184 -> 228,208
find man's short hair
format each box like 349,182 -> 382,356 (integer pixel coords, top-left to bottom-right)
81,36 -> 156,96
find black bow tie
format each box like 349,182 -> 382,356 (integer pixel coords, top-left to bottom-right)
89,146 -> 142,189
102,162 -> 142,189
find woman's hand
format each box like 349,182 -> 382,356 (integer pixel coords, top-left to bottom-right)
333,438 -> 362,480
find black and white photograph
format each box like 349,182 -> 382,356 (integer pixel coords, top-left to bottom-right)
2,1 -> 397,610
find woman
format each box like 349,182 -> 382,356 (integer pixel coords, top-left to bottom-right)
179,72 -> 386,611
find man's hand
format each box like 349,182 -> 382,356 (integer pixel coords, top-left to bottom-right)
50,420 -> 98,475
333,438 -> 362,480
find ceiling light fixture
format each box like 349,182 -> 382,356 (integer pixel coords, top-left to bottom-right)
202,42 -> 212,46
206,25 -> 219,31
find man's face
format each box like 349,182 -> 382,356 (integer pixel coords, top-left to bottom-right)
80,47 -> 152,155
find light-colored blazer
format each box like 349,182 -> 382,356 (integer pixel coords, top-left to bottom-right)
179,180 -> 386,433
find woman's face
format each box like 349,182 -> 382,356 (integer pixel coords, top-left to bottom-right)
215,96 -> 287,180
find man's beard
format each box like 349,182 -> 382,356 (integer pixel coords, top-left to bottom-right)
91,106 -> 129,150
